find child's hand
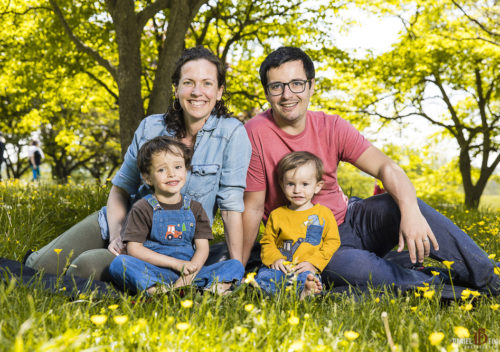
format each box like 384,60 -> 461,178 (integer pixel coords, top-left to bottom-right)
176,260 -> 198,275
294,261 -> 317,274
271,259 -> 288,273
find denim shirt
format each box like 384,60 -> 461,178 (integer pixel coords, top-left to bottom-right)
98,113 -> 252,239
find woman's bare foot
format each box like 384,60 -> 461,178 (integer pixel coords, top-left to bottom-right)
299,274 -> 322,300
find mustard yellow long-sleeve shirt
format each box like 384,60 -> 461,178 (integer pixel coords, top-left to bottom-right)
260,204 -> 340,272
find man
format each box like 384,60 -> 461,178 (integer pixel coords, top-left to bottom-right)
242,46 -> 498,293
28,140 -> 44,181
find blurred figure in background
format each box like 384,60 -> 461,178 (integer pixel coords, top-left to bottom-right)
0,132 -> 5,180
27,140 -> 44,181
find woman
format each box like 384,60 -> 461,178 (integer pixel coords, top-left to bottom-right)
25,46 -> 252,281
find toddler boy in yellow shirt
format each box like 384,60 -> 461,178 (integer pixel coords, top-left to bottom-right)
254,151 -> 341,299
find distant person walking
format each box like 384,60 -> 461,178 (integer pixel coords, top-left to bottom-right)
28,140 -> 44,181
0,132 -> 5,180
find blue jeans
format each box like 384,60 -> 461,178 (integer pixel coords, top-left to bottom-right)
255,267 -> 318,295
31,166 -> 40,181
322,194 -> 497,290
109,255 -> 244,293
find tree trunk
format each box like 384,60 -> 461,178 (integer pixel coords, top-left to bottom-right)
147,0 -> 208,115
108,2 -> 145,155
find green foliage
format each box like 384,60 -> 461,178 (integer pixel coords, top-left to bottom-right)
0,182 -> 499,350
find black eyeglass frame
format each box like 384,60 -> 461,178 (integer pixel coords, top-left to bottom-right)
265,79 -> 312,96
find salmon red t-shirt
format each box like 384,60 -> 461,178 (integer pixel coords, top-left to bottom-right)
245,109 -> 372,225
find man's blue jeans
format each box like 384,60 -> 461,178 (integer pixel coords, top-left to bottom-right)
322,194 -> 497,290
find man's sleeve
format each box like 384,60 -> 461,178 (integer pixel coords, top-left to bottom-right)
244,123 -> 267,192
335,117 -> 372,164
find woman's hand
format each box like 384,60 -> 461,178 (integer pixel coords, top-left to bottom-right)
108,237 -> 126,256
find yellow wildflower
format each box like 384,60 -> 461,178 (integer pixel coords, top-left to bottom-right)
414,292 -> 421,298
423,290 -> 435,299
460,304 -> 473,311
375,297 -> 380,303
344,330 -> 360,341
469,290 -> 480,297
90,315 -> 107,326
488,254 -> 496,259
410,306 -> 417,312
181,300 -> 193,308
113,316 -> 128,325
490,304 -> 499,310
289,339 -> 304,351
108,304 -> 119,310
54,248 -> 62,254
244,304 -> 255,312
461,289 -> 471,299
453,326 -> 470,338
442,261 -> 454,269
431,271 -> 440,276
176,322 -> 190,331
494,267 -> 500,276
428,332 -> 444,346
417,286 -> 429,292
245,272 -> 256,282
288,316 -> 300,325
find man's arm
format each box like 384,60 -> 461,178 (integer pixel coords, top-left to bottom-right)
241,190 -> 266,267
221,210 -> 244,263
106,185 -> 130,255
353,146 -> 439,263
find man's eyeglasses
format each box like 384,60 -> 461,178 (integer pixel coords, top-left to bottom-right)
266,79 -> 311,96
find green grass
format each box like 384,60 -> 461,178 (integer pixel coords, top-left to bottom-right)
0,180 -> 499,351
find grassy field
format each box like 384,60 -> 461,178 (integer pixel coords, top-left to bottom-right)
0,180 -> 499,351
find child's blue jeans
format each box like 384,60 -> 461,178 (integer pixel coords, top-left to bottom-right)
109,255 -> 244,293
254,267 -> 319,295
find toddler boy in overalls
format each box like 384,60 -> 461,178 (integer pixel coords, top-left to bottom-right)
109,136 -> 244,295
253,151 -> 341,299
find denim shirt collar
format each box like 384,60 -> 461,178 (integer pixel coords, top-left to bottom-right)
201,114 -> 218,132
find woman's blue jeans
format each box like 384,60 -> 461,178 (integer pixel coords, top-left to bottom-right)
322,194 -> 497,291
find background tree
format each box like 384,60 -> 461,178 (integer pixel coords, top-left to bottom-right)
333,0 -> 499,208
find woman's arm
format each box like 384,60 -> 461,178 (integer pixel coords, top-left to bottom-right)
106,185 -> 130,255
221,210 -> 243,262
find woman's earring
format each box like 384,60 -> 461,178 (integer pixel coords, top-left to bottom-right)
173,98 -> 182,112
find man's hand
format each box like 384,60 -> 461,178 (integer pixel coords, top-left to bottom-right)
108,237 -> 126,256
294,261 -> 317,274
398,207 -> 439,263
271,259 -> 288,273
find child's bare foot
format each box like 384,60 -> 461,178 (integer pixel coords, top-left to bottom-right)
300,274 -> 322,300
208,282 -> 233,295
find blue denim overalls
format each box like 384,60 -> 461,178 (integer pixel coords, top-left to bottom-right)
109,194 -> 244,293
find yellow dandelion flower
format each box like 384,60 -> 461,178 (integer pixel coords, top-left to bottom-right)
108,304 -> 119,310
494,267 -> 500,276
490,304 -> 499,310
461,289 -> 471,299
375,297 -> 380,303
460,304 -> 473,311
176,322 -> 190,331
428,332 -> 444,346
390,299 -> 396,304
431,271 -> 440,276
181,300 -> 193,308
245,272 -> 256,282
417,286 -> 429,292
79,294 -> 87,300
470,290 -> 480,297
488,254 -> 496,259
289,339 -> 304,351
90,315 -> 107,326
288,316 -> 300,325
410,306 -> 418,312
244,304 -> 254,312
53,248 -> 62,254
113,315 -> 128,325
423,290 -> 435,299
414,292 -> 421,298
453,326 -> 469,338
344,330 -> 360,341
442,261 -> 454,269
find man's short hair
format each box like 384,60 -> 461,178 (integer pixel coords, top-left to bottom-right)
137,136 -> 192,175
277,151 -> 324,185
259,47 -> 315,89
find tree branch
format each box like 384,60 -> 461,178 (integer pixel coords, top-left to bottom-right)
137,0 -> 171,29
49,0 -> 118,80
84,70 -> 119,103
451,0 -> 500,38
